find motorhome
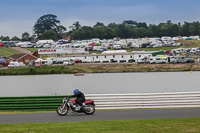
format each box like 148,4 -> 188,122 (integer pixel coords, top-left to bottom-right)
190,47 -> 199,54
167,56 -> 175,63
36,40 -> 54,45
34,58 -> 52,66
174,56 -> 186,63
171,48 -> 186,54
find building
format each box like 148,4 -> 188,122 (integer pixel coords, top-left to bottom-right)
8,53 -> 37,66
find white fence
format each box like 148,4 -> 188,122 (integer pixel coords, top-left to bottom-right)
85,92 -> 200,109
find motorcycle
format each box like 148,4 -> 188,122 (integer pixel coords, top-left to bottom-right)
57,97 -> 95,116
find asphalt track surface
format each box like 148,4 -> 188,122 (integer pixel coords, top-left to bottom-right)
0,108 -> 200,124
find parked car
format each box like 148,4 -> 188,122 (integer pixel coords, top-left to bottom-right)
28,60 -> 35,66
26,43 -> 35,48
75,60 -> 82,63
183,58 -> 195,63
149,57 -> 164,64
63,59 -> 75,65
136,58 -> 145,64
35,44 -> 44,48
113,45 -> 121,50
146,45 -> 153,48
43,44 -> 51,48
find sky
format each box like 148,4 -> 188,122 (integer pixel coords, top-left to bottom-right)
1,0 -> 200,38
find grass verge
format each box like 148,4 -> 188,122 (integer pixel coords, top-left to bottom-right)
0,118 -> 200,133
0,64 -> 199,75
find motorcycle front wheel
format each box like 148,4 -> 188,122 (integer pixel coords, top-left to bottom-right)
57,105 -> 68,116
84,105 -> 95,115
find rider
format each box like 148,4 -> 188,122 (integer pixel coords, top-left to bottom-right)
69,89 -> 86,109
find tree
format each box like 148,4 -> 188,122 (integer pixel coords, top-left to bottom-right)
21,32 -> 30,41
137,27 -> 147,38
181,21 -> 190,36
93,22 -> 104,27
69,21 -> 81,31
148,24 -> 160,37
93,25 -> 107,39
0,36 -> 10,41
170,24 -> 181,37
123,20 -> 138,26
67,20 -> 200,40
11,36 -> 20,41
189,21 -> 200,35
158,23 -> 169,36
137,22 -> 148,29
40,30 -> 57,40
33,14 -> 66,39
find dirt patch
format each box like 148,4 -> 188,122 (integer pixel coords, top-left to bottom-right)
11,47 -> 32,54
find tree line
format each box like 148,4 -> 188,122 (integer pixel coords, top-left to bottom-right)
1,14 -> 200,41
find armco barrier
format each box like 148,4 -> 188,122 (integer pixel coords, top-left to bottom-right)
86,92 -> 200,109
0,92 -> 200,111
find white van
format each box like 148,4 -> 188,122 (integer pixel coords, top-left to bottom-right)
8,62 -> 25,68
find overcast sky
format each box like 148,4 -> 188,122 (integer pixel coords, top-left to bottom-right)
1,0 -> 200,38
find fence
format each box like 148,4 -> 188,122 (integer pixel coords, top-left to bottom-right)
0,92 -> 200,111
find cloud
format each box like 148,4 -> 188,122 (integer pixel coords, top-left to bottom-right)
1,0 -> 200,37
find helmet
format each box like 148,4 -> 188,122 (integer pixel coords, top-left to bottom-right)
73,89 -> 79,94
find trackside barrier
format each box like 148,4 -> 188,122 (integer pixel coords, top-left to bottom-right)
85,92 -> 200,109
0,92 -> 200,111
0,95 -> 65,111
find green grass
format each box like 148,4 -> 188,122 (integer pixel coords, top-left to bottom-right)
0,47 -> 20,58
141,46 -> 181,51
0,118 -> 200,133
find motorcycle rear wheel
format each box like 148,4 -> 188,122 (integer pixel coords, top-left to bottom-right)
57,106 -> 68,116
84,105 -> 95,115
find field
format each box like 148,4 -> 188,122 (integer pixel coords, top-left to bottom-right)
0,47 -> 20,58
126,40 -> 200,52
1,40 -> 200,58
0,118 -> 200,133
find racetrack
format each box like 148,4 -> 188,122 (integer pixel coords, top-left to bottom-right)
1,108 -> 200,124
